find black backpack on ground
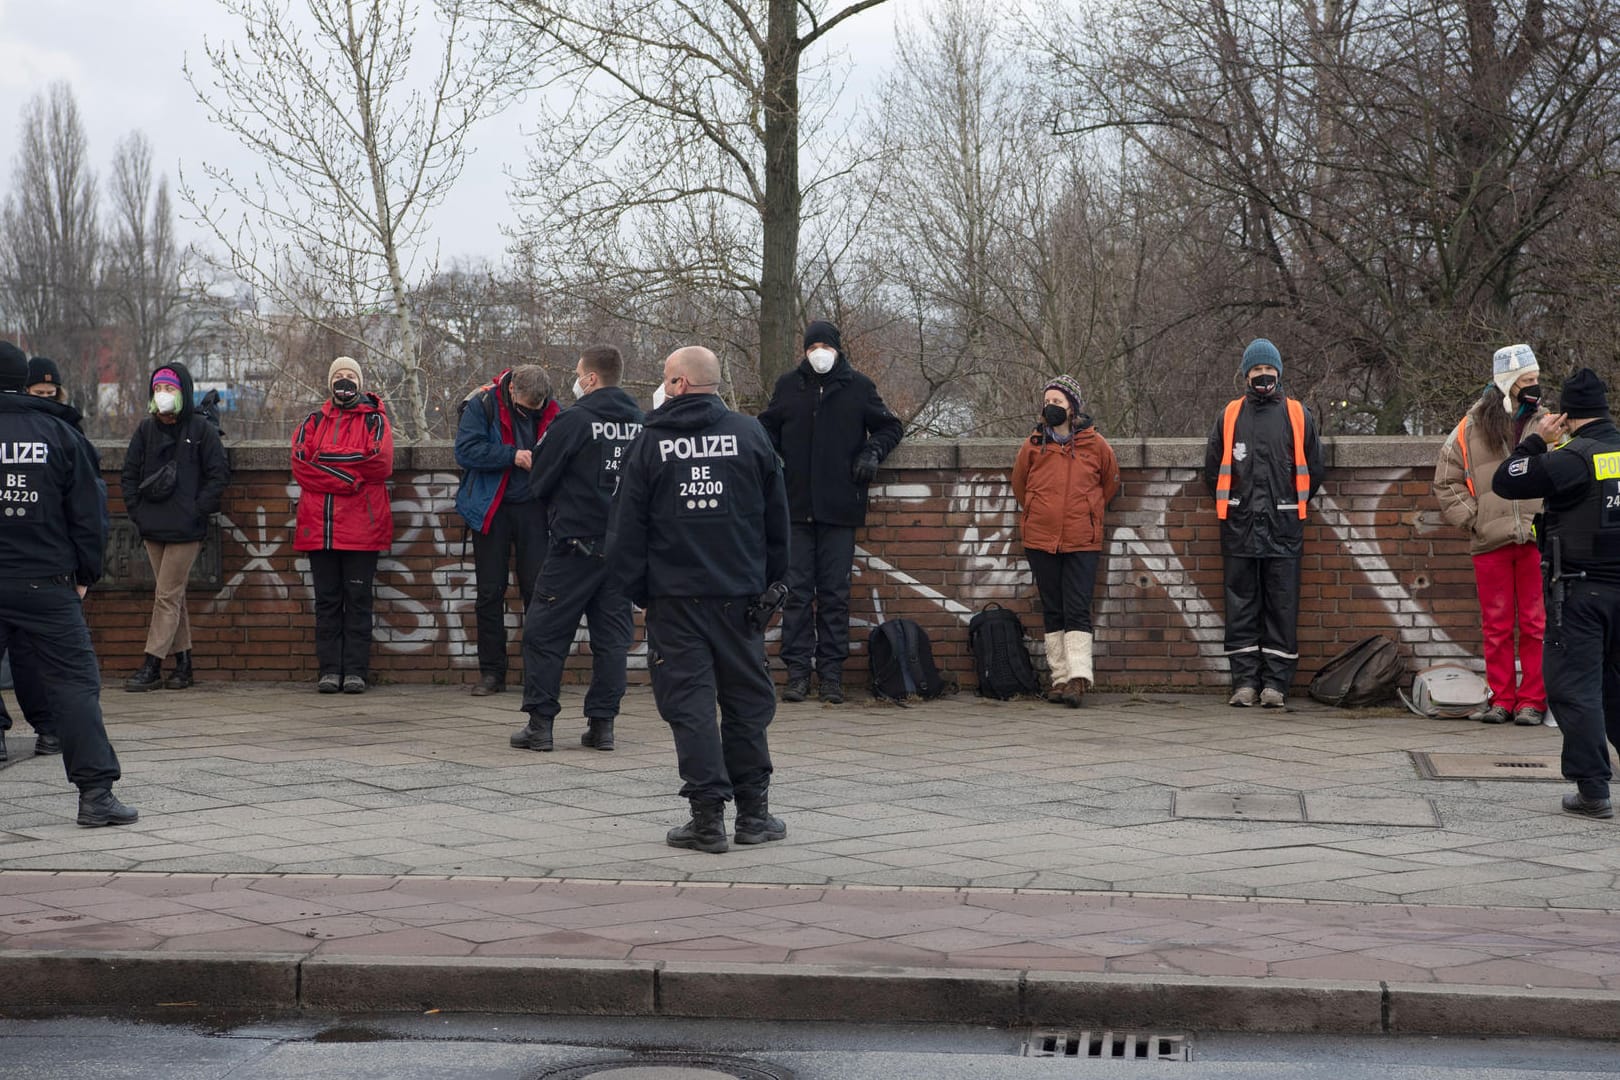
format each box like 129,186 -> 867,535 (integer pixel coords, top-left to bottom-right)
1307,635 -> 1403,707
968,603 -> 1042,699
868,619 -> 949,703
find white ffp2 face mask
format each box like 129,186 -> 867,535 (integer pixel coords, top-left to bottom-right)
652,384 -> 667,410
153,390 -> 180,414
807,348 -> 837,375
572,377 -> 586,400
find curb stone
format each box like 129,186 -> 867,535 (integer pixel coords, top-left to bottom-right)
5,950 -> 1620,1039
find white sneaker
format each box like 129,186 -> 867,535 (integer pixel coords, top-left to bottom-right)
1260,688 -> 1287,709
1229,687 -> 1258,707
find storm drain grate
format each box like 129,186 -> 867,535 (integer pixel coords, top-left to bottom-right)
1412,752 -> 1563,782
1024,1030 -> 1190,1061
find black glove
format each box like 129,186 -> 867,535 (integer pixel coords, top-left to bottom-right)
746,582 -> 789,633
851,448 -> 881,484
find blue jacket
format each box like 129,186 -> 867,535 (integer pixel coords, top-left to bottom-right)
453,369 -> 558,532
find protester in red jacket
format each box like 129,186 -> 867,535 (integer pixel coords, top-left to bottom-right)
291,357 -> 394,694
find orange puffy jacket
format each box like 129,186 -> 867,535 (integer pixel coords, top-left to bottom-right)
1011,425 -> 1121,553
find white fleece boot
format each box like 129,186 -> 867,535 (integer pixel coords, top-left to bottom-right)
1043,631 -> 1069,704
1063,630 -> 1094,707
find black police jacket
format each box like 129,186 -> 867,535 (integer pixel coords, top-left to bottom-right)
1492,418 -> 1620,585
607,392 -> 789,604
758,353 -> 904,527
1201,388 -> 1327,558
121,362 -> 230,544
529,386 -> 645,541
0,391 -> 105,585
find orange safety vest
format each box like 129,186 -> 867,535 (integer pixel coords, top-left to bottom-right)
1215,397 -> 1310,520
1454,415 -> 1475,497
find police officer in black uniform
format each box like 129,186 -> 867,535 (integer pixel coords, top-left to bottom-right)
0,341 -> 135,826
1492,368 -> 1620,819
512,345 -> 644,753
607,345 -> 790,853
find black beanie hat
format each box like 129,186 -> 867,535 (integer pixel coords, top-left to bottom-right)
803,320 -> 842,353
0,341 -> 26,392
1561,368 -> 1609,419
25,355 -> 61,389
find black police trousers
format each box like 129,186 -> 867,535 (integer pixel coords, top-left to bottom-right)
646,596 -> 775,805
780,522 -> 856,680
1222,555 -> 1302,692
471,500 -> 548,680
308,549 -> 379,679
0,636 -> 56,737
0,580 -> 119,788
520,547 -> 633,723
1546,580 -> 1620,800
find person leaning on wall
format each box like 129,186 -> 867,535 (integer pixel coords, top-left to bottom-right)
120,363 -> 230,692
1432,344 -> 1548,726
1011,374 -> 1121,707
1203,339 -> 1326,710
290,357 -> 395,694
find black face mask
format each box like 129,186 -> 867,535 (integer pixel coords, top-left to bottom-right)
1248,373 -> 1279,395
1042,403 -> 1069,428
332,378 -> 359,406
1517,384 -> 1542,411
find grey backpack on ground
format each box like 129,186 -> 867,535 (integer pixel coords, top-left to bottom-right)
1398,664 -> 1491,719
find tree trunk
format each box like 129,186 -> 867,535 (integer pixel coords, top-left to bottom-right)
759,0 -> 802,391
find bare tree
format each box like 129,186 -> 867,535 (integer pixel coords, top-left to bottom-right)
480,0 -> 891,400
103,132 -> 191,405
0,82 -> 101,396
184,0 -> 511,440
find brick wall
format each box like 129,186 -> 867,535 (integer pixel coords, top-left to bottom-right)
86,436 -> 1473,691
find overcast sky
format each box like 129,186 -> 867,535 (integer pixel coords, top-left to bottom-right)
0,0 -> 920,266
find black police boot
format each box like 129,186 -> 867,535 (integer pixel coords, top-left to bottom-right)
0,733 -> 7,762
666,800 -> 729,853
124,654 -> 164,692
164,650 -> 194,690
1562,792 -> 1614,819
77,788 -> 139,827
782,675 -> 810,703
734,793 -> 786,845
33,733 -> 61,756
581,718 -> 615,751
509,715 -> 554,751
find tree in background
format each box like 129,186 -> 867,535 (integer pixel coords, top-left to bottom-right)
479,0 -> 891,403
184,0 -> 513,441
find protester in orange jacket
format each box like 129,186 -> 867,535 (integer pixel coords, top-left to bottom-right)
1011,375 -> 1121,706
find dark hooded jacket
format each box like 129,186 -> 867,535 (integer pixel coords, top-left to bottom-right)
758,352 -> 904,527
120,362 -> 231,543
529,385 -> 644,541
1201,384 -> 1327,558
606,392 -> 789,604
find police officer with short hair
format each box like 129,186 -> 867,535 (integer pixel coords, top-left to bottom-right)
512,344 -> 643,753
0,340 -> 135,826
1492,368 -> 1620,819
607,345 -> 790,853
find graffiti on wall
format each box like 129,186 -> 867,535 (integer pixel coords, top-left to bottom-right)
201,467 -> 1471,672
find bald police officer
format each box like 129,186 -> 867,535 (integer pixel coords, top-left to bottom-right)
607,346 -> 790,853
1493,368 -> 1620,819
0,341 -> 135,826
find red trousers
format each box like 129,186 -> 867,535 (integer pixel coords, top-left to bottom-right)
1472,542 -> 1546,710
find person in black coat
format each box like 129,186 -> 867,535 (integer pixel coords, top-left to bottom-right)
120,362 -> 230,692
758,320 -> 903,703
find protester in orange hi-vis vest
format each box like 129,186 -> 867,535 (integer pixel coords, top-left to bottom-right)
1202,339 -> 1326,709
1431,344 -> 1547,726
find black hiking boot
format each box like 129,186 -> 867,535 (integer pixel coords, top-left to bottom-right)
666,800 -> 729,853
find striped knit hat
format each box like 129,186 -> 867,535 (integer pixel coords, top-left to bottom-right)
1043,374 -> 1085,414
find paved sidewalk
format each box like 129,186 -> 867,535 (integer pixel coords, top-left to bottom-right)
2,684 -> 1617,1034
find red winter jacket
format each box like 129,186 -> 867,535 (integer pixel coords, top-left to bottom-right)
291,394 -> 395,552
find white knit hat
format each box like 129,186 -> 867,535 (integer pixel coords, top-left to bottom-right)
1492,344 -> 1537,412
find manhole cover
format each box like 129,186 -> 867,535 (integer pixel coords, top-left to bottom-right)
1025,1030 -> 1190,1061
537,1055 -> 790,1080
1413,752 -> 1564,782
